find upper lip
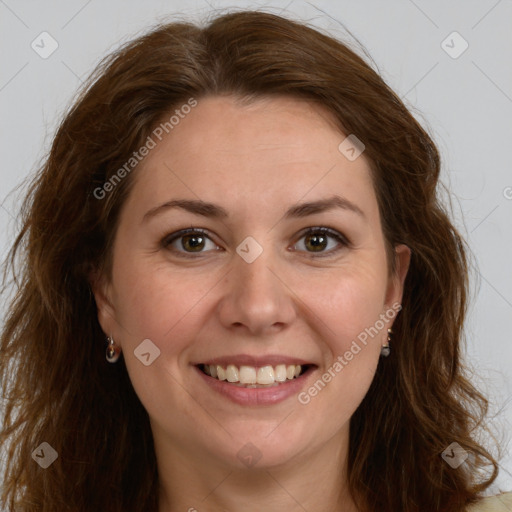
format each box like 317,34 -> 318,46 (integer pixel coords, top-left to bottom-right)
194,354 -> 317,367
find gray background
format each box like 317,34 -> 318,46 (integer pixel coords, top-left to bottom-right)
1,0 -> 511,495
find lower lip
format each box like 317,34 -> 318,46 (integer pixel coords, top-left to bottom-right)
194,365 -> 316,406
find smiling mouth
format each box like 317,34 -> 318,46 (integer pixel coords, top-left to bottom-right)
197,363 -> 313,387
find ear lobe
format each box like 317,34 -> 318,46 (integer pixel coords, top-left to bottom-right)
385,244 -> 411,307
88,269 -> 116,335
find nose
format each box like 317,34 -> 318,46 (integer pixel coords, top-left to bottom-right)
216,243 -> 297,337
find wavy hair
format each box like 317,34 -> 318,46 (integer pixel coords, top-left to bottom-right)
0,9 -> 502,512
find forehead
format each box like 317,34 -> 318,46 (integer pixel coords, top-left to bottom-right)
125,95 -> 378,221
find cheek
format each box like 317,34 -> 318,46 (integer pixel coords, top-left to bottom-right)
301,265 -> 389,352
111,256 -> 221,356
110,261 -> 196,348
293,269 -> 387,432
110,260 -> 217,423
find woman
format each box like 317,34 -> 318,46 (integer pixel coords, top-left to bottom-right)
1,9 -> 510,512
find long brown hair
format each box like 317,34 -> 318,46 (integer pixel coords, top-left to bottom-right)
0,10 -> 502,511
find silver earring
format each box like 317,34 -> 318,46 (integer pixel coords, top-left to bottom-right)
106,336 -> 121,363
381,328 -> 392,357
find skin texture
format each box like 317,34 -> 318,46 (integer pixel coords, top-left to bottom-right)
92,95 -> 411,512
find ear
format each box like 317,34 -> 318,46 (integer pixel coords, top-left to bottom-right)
89,269 -> 117,338
384,244 -> 411,308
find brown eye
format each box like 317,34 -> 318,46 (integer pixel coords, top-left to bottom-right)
293,227 -> 349,256
304,232 -> 329,252
180,233 -> 206,252
162,228 -> 220,257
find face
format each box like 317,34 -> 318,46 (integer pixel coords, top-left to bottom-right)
93,95 -> 410,473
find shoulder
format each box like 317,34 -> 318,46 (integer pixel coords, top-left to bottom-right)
466,492 -> 512,511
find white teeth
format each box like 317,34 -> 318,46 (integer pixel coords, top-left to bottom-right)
217,366 -> 227,381
257,366 -> 275,385
226,364 -> 239,382
239,366 -> 257,384
202,363 -> 306,385
275,364 -> 287,382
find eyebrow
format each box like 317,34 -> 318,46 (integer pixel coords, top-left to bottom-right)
142,194 -> 366,223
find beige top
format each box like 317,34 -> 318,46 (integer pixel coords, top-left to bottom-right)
466,492 -> 512,511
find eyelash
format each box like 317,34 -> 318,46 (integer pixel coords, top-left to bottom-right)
161,226 -> 350,259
